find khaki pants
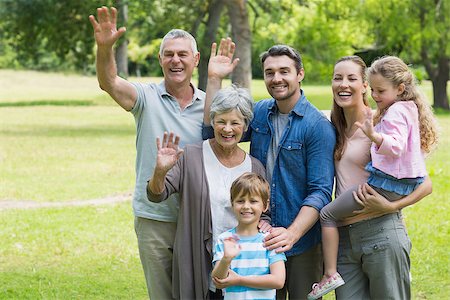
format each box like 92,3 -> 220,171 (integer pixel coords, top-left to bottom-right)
135,217 -> 176,300
336,212 -> 411,300
277,244 -> 323,300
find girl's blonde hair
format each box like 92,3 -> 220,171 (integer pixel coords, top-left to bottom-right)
331,56 -> 369,160
368,56 -> 438,153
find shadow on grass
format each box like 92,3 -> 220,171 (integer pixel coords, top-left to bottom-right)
0,100 -> 94,107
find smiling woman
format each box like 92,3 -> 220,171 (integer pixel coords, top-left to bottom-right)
146,85 -> 267,299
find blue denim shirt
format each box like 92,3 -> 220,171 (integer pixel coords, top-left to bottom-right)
246,92 -> 336,257
201,91 -> 336,257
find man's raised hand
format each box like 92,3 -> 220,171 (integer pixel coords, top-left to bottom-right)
89,6 -> 126,48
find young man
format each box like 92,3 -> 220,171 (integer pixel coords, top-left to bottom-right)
204,42 -> 336,298
212,172 -> 286,299
89,7 -> 205,299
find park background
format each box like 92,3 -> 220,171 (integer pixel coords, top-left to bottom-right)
0,0 -> 449,299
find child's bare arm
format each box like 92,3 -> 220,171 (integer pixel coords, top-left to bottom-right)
211,236 -> 240,279
214,260 -> 285,290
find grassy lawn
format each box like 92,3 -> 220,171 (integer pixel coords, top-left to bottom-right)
0,203 -> 147,299
0,106 -> 136,201
0,70 -> 449,298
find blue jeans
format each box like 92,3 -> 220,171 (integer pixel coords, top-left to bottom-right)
336,212 -> 411,300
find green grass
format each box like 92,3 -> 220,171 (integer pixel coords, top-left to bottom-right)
0,70 -> 449,299
0,106 -> 136,201
0,203 -> 147,299
0,69 -> 160,106
406,116 -> 450,299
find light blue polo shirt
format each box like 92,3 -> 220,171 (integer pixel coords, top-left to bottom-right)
131,81 -> 205,222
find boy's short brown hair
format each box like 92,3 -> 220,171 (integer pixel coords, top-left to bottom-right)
230,172 -> 270,207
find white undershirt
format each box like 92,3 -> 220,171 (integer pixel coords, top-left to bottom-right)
203,140 -> 252,249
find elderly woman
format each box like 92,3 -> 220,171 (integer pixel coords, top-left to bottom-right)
147,85 -> 266,300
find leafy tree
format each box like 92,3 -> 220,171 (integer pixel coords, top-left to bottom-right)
197,0 -> 227,90
197,0 -> 259,90
1,0 -> 446,111
249,0 -> 367,83
360,0 -> 449,109
0,0 -> 112,72
127,39 -> 161,77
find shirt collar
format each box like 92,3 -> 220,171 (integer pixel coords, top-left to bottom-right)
268,89 -> 307,117
158,80 -> 202,102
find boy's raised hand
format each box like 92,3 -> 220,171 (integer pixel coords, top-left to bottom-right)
208,38 -> 240,80
223,235 -> 241,260
89,6 -> 126,49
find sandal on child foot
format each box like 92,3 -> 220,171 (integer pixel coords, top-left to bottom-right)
307,272 -> 345,300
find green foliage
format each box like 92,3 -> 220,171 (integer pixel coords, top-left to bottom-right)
127,39 -> 163,77
250,0 -> 368,82
0,0 -> 447,108
360,0 -> 449,64
0,0 -> 114,72
358,0 -> 449,108
412,66 -> 428,84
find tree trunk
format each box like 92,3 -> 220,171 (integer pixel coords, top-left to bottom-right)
431,78 -> 449,110
422,51 -> 450,110
431,56 -> 449,110
115,0 -> 129,78
197,0 -> 226,91
418,3 -> 449,110
227,0 -> 252,89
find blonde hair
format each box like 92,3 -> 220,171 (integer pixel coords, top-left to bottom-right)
331,56 -> 369,160
368,56 -> 438,153
230,172 -> 269,208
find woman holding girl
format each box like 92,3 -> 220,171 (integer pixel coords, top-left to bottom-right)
308,55 -> 437,299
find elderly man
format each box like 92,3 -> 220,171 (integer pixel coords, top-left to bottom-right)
89,7 -> 205,299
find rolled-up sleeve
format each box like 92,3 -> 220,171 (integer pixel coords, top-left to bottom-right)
146,153 -> 183,203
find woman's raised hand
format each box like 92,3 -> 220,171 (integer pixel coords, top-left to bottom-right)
155,132 -> 184,173
208,37 -> 240,80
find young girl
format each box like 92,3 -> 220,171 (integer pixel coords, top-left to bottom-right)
308,56 -> 438,300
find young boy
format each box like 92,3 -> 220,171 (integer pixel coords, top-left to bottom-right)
212,172 -> 286,299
